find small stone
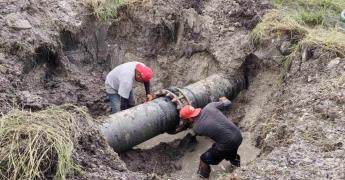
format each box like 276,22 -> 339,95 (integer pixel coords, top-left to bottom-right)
280,41 -> 292,55
327,57 -> 341,69
13,19 -> 32,29
0,65 -> 6,74
0,53 -> 4,63
234,22 -> 242,27
6,13 -> 32,30
228,26 -> 235,32
301,47 -> 310,62
307,75 -> 313,82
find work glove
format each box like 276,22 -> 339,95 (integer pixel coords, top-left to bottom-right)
145,94 -> 154,102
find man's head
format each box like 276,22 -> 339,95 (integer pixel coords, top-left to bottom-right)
135,64 -> 153,82
179,105 -> 201,122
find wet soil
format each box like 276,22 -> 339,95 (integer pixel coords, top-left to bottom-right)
119,130 -> 260,179
119,133 -> 197,177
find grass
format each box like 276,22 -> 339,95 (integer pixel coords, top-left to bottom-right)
84,0 -> 147,22
302,28 -> 345,57
0,105 -> 90,180
251,0 -> 345,76
84,0 -> 125,22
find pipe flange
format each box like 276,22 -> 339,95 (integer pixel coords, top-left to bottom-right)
154,87 -> 192,110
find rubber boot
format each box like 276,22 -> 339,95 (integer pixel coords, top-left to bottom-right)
197,160 -> 211,179
230,154 -> 241,167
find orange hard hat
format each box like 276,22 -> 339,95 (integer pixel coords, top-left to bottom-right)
136,64 -> 153,82
179,105 -> 201,120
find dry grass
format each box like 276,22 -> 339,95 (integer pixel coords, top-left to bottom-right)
252,0 -> 345,80
251,10 -> 308,45
84,0 -> 145,21
84,0 -> 125,21
302,29 -> 345,57
0,105 -> 91,180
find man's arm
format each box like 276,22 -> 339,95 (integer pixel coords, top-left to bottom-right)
144,81 -> 153,102
207,97 -> 232,111
167,122 -> 191,134
144,81 -> 150,95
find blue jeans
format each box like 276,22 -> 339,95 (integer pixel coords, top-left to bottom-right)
108,91 -> 135,114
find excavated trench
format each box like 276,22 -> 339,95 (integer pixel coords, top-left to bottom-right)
116,57 -> 278,179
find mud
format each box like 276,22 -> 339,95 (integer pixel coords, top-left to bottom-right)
120,131 -> 260,179
119,133 -> 197,177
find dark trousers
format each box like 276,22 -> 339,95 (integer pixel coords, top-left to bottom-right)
200,143 -> 241,166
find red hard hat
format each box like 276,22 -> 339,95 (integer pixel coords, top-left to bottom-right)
136,64 -> 153,82
179,105 -> 201,120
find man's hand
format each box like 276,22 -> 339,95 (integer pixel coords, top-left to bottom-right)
145,94 -> 154,102
219,96 -> 229,102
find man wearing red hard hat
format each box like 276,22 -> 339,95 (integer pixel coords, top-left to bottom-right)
178,97 -> 242,179
105,61 -> 153,113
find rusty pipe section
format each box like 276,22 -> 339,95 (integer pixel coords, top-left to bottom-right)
101,74 -> 246,152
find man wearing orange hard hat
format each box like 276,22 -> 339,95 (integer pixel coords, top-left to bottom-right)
105,61 -> 153,114
178,97 -> 242,179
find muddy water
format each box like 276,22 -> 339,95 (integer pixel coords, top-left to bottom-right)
136,131 -> 259,179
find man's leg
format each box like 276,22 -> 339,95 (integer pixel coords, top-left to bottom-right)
197,159 -> 211,179
229,154 -> 241,167
225,146 -> 241,167
198,144 -> 225,178
108,93 -> 121,114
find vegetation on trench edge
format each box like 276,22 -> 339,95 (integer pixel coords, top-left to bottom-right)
246,0 -> 345,155
251,0 -> 345,81
0,105 -> 91,180
84,0 -> 142,22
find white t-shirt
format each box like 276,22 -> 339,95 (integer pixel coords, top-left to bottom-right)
105,61 -> 144,99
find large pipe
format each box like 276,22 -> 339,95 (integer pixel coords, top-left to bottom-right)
101,74 -> 247,152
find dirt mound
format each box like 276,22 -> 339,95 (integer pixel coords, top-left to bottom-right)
119,133 -> 197,176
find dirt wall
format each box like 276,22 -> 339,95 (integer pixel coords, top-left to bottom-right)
0,0 -> 270,117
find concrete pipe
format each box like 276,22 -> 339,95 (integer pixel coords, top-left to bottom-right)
101,74 -> 247,152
